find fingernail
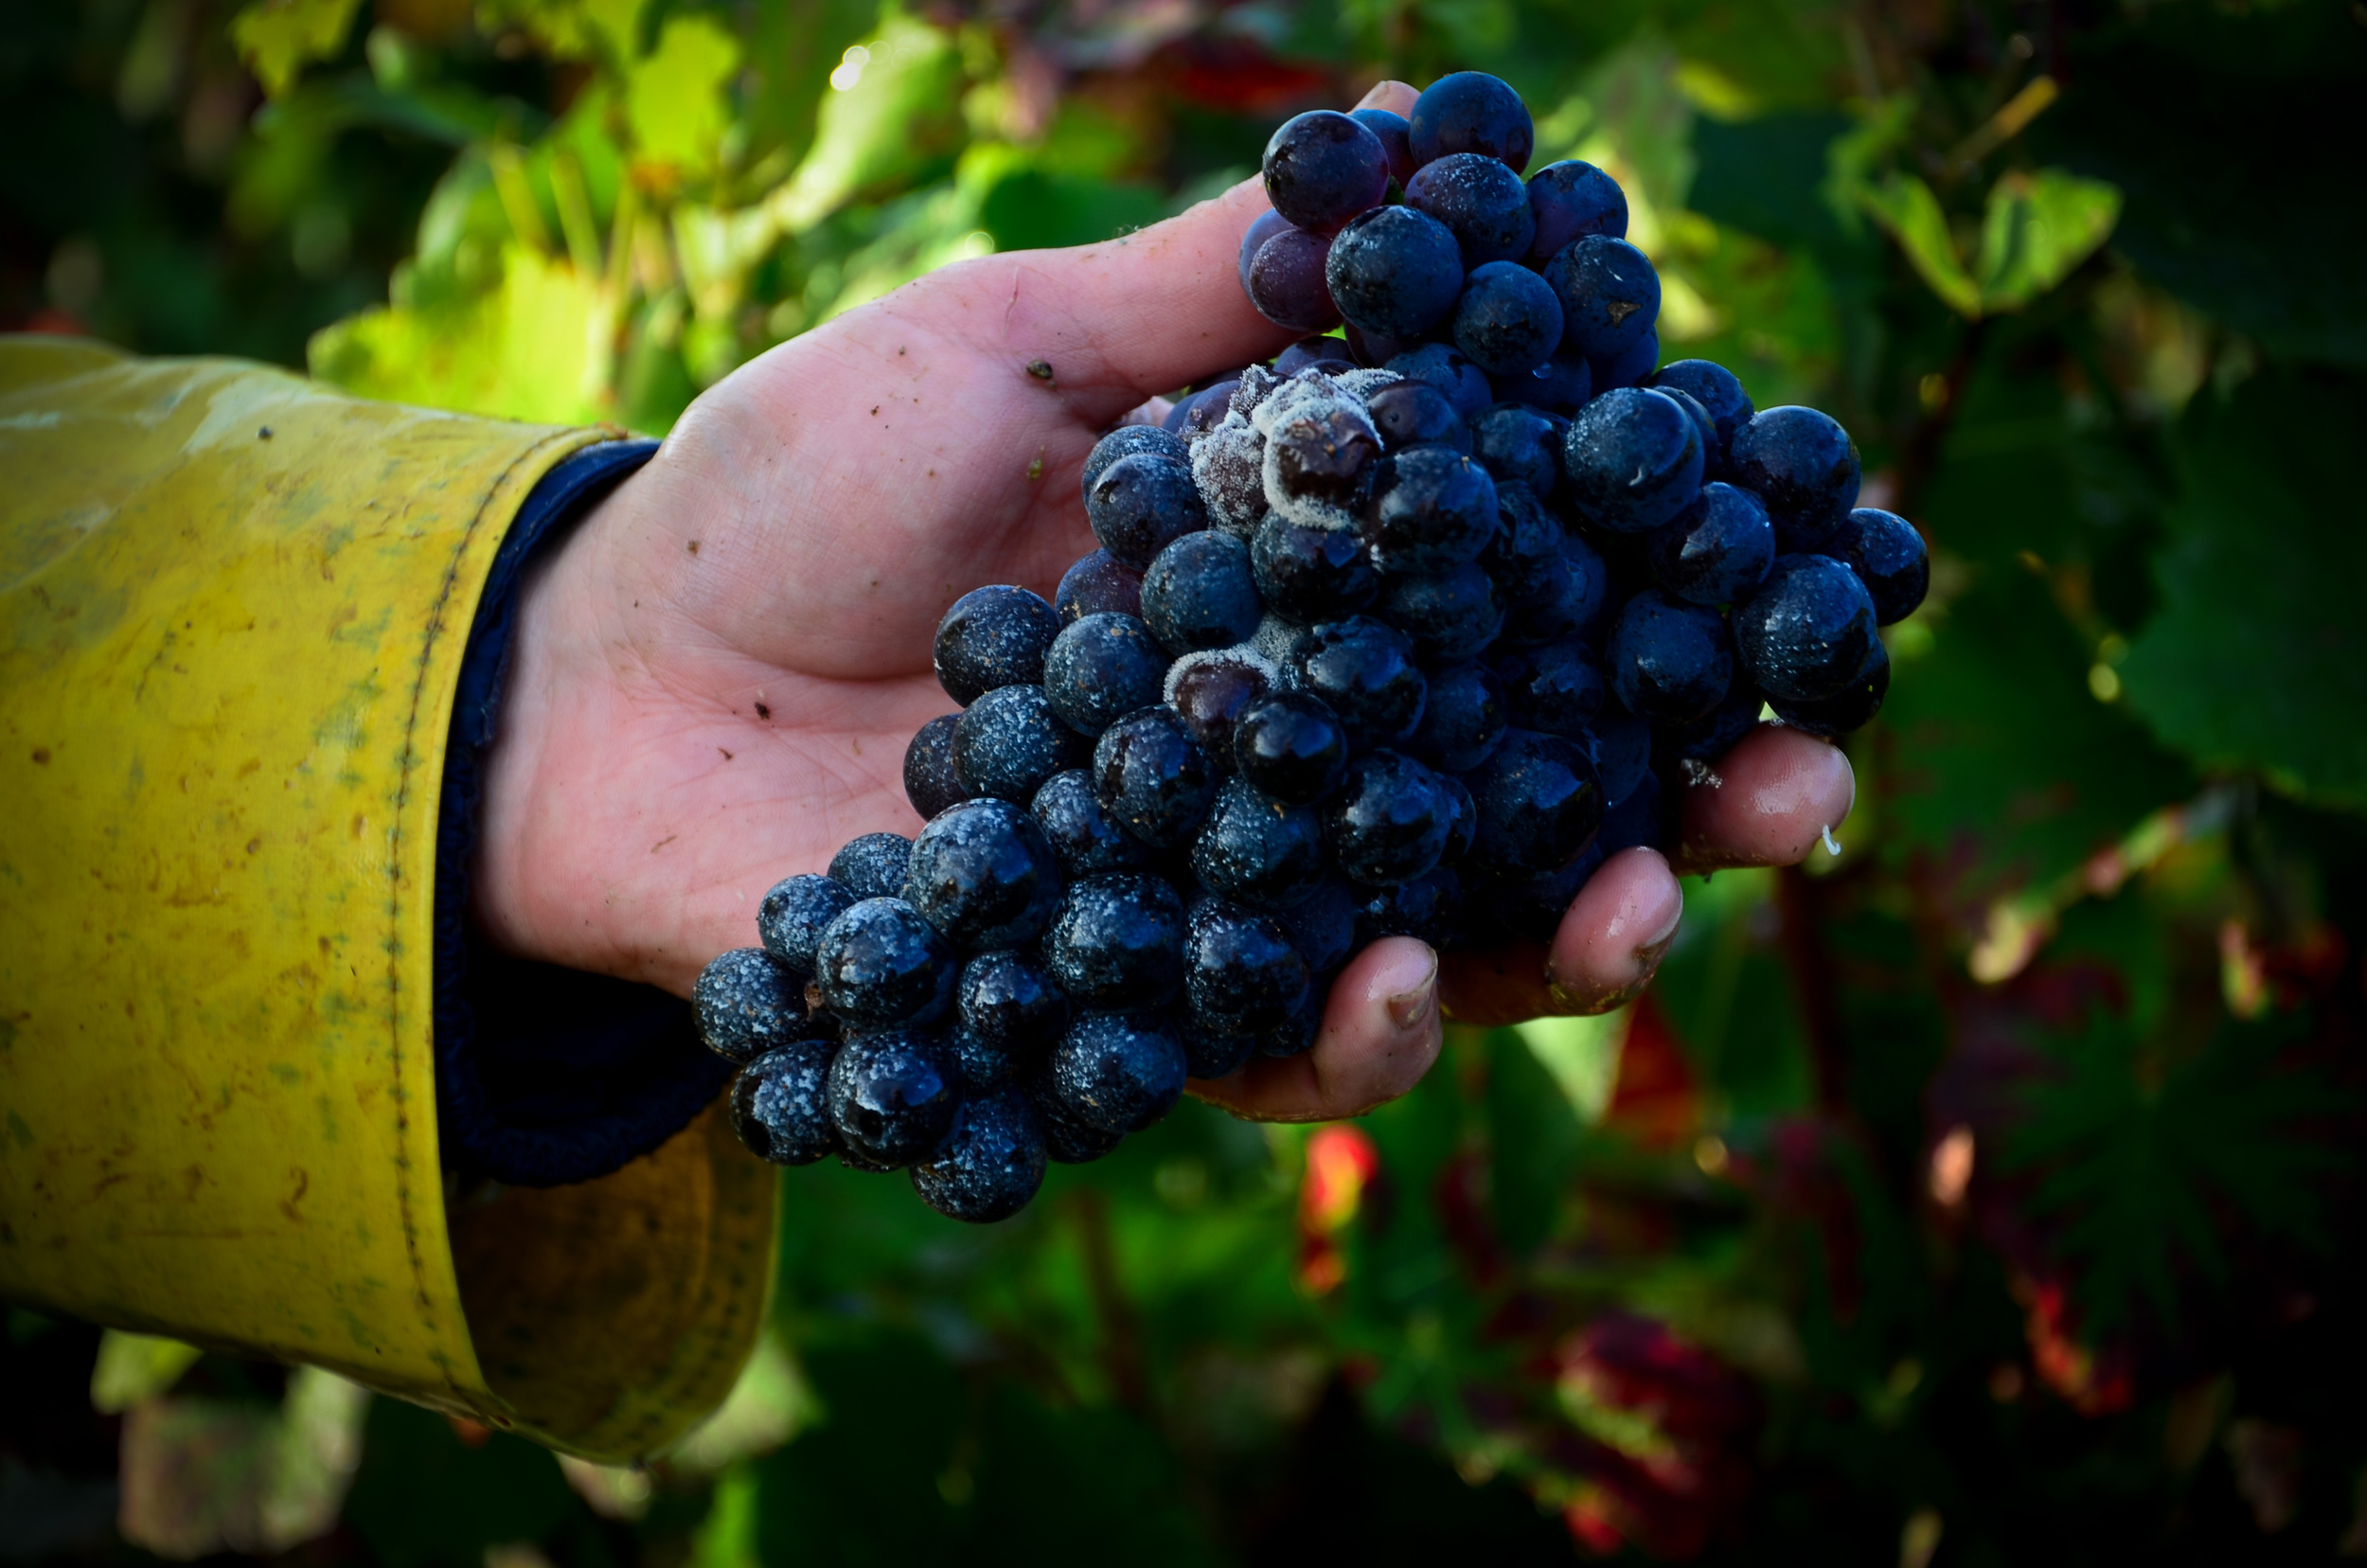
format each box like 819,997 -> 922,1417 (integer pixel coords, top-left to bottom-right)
1379,945 -> 1439,1031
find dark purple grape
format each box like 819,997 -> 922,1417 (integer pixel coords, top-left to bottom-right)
1237,206 -> 1292,296
1733,553 -> 1880,704
1231,690 -> 1351,805
1169,378 -> 1243,438
1168,650 -> 1272,766
1030,768 -> 1154,879
1408,71 -> 1534,172
1588,328 -> 1660,392
1325,750 -> 1457,886
958,948 -> 1070,1062
1654,679 -> 1762,769
1045,872 -> 1186,1011
1492,351 -> 1593,417
1472,843 -> 1604,944
1405,151 -> 1537,268
1607,589 -> 1735,724
696,947 -> 813,1065
1527,159 -> 1628,259
1179,1015 -> 1257,1080
1826,508 -> 1929,625
1287,615 -> 1428,748
1325,205 -> 1464,340
1081,425 -> 1188,508
828,1026 -> 958,1167
1055,548 -> 1145,625
829,833 -> 914,901
1248,226 -> 1341,332
1563,387 -> 1703,532
1727,407 -> 1860,552
1451,260 -> 1564,377
1043,613 -> 1169,737
1480,480 -> 1563,604
1462,729 -> 1605,880
910,1089 -> 1045,1222
732,1039 -> 839,1165
1366,446 -> 1499,574
1257,986 -> 1325,1058
1344,320 -> 1413,367
1406,659 -> 1508,774
1769,639 -> 1889,735
1648,360 -> 1753,463
1087,452 -> 1210,569
1384,343 -> 1493,419
1252,511 -> 1379,622
903,712 -> 971,821
1351,108 -> 1416,186
1093,706 -> 1219,847
1354,866 -> 1462,947
1263,110 -> 1392,233
1366,379 -> 1470,454
1592,699 -> 1653,806
1142,531 -> 1263,654
1439,774 -> 1477,868
1648,481 -> 1775,607
1030,1071 -> 1125,1163
1278,873 -> 1360,975
1184,897 -> 1311,1035
1050,1011 -> 1187,1133
903,798 -> 1065,952
1492,637 -> 1607,739
1378,560 -> 1504,664
759,874 -> 859,977
934,584 -> 1059,704
1275,335 -> 1354,376
813,898 -> 958,1029
1192,775 -> 1329,912
1262,376 -> 1382,505
953,684 -> 1087,802
1543,235 -> 1661,361
1469,403 -> 1566,494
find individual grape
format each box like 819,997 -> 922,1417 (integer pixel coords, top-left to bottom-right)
1562,387 -> 1704,532
1325,205 -> 1465,340
1527,159 -> 1628,259
958,948 -> 1069,1062
813,897 -> 958,1028
1051,1010 -> 1189,1134
1408,71 -> 1534,172
1462,728 -> 1605,879
1491,637 -> 1607,739
1594,773 -> 1663,856
953,684 -> 1086,802
1236,206 -> 1293,297
1252,510 -> 1379,622
1365,379 -> 1469,454
1087,452 -> 1209,568
1587,328 -> 1660,392
1343,320 -> 1413,368
1826,508 -> 1929,625
903,713 -> 971,821
1654,385 -> 1719,474
1727,406 -> 1860,552
1231,689 -> 1351,804
696,947 -> 814,1065
731,1039 -> 840,1166
1354,866 -> 1462,947
945,1022 -> 1011,1095
1247,226 -> 1340,332
1262,110 -> 1392,233
1140,532 -> 1263,655
1287,616 -> 1428,748
1504,529 -> 1613,648
1260,377 -> 1382,508
1384,343 -> 1494,420
902,798 -> 1065,952
1191,776 -> 1327,911
1469,403 -> 1565,495
1030,768 -> 1154,879
1082,425 -> 1188,508
757,874 -> 858,976
1607,589 -> 1735,724
1055,548 -> 1146,625
1653,678 -> 1762,767
1591,699 -> 1654,807
830,832 -> 915,900
1480,481 -> 1561,597
934,584 -> 1059,704
1276,335 -> 1355,376
828,1025 -> 959,1167
1093,706 -> 1219,847
1474,842 -> 1604,944
1190,418 -> 1269,539
1350,107 -> 1416,186
1167,650 -> 1272,764
1179,1015 -> 1257,1080
1366,446 -> 1499,575
1277,873 -> 1360,976
1769,639 -> 1889,736
1257,986 -> 1326,1058
1379,560 -> 1505,663
1325,750 -> 1457,886
1648,360 -> 1754,465
1405,151 -> 1537,268
1172,378 -> 1244,439
910,1088 -> 1046,1222
1184,897 -> 1312,1035
1042,613 -> 1168,738
1733,553 -> 1881,704
1451,260 -> 1564,377
1029,1072 -> 1127,1164
1492,351 -> 1593,417
1648,481 -> 1775,607
1406,659 -> 1508,774
1045,872 -> 1187,1010
1544,235 -> 1661,361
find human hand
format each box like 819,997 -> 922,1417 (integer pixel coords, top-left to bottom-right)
471,80 -> 1856,1125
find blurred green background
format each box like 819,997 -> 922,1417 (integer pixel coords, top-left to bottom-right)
5,0 -> 2365,1561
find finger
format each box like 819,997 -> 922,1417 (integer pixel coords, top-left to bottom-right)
1358,80 -> 1418,116
1439,847 -> 1684,1024
1188,936 -> 1441,1122
1664,724 -> 1857,876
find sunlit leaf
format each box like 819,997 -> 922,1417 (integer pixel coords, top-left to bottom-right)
230,0 -> 363,98
766,16 -> 965,232
1851,169 -> 1981,317
624,15 -> 740,176
1975,168 -> 2120,312
477,0 -> 649,62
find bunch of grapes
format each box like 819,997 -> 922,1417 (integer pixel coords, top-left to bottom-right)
694,72 -> 1927,1224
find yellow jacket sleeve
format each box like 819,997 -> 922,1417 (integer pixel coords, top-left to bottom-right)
0,336 -> 775,1461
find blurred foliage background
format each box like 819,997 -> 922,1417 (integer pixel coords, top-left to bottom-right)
5,0 -> 2367,1561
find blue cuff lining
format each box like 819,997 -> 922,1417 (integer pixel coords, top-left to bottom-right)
434,438 -> 735,1187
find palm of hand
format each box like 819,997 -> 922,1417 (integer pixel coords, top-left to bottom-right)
474,101 -> 1858,1122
